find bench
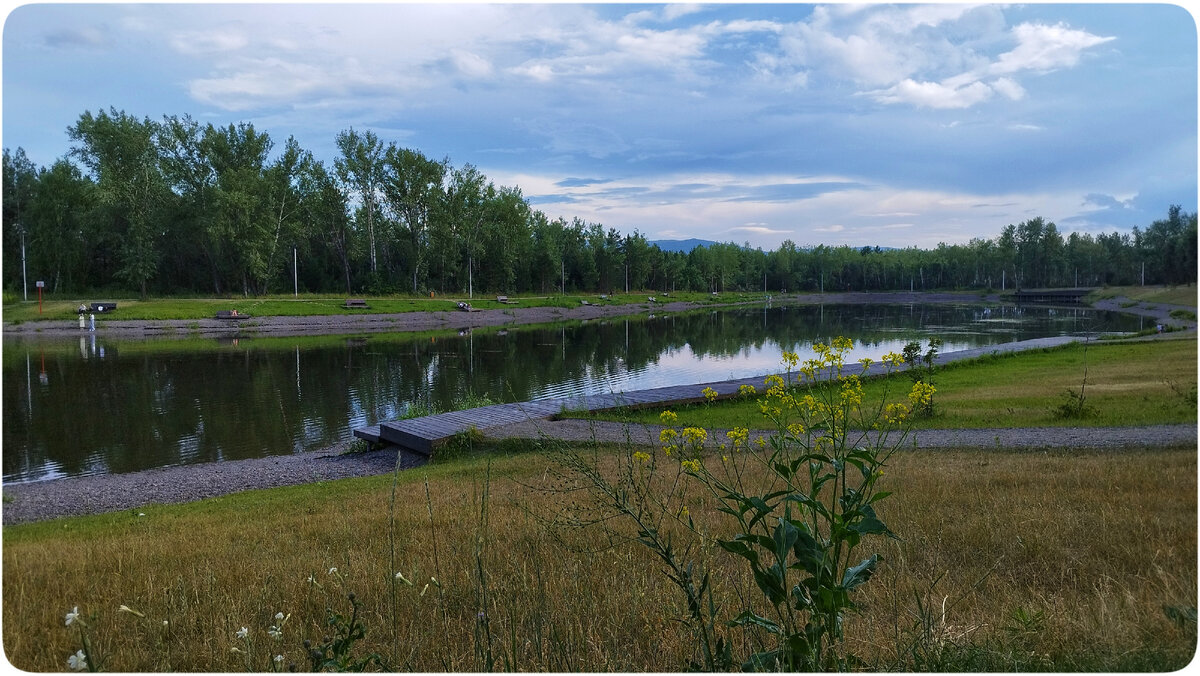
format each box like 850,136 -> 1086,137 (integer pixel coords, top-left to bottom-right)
496,296 -> 518,304
215,310 -> 250,320
345,298 -> 369,309
89,302 -> 117,313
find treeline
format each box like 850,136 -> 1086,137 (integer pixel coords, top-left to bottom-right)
3,107 -> 1196,298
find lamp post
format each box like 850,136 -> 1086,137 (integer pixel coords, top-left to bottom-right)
19,223 -> 27,301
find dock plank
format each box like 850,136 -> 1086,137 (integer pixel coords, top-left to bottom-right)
355,367 -> 837,455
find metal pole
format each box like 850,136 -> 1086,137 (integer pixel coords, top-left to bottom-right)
21,227 -> 27,301
293,246 -> 298,297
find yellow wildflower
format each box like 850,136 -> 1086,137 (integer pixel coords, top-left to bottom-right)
681,427 -> 708,445
659,410 -> 678,425
633,451 -> 651,463
681,459 -> 702,473
908,381 -> 936,408
701,386 -> 719,402
739,384 -> 757,397
726,426 -> 749,448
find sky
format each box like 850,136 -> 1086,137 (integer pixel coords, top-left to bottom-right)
2,2 -> 1196,250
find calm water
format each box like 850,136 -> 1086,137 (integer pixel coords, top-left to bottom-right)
3,303 -> 1143,482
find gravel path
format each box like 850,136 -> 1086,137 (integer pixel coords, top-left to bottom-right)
483,418 -> 1197,452
4,420 -> 1193,526
3,294 -> 1193,526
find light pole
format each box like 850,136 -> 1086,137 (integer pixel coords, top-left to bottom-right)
19,223 -> 27,301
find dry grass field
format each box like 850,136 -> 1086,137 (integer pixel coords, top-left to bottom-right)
3,439 -> 1194,671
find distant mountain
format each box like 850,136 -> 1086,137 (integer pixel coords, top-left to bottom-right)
649,238 -> 720,253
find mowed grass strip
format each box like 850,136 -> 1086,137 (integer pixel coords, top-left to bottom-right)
583,336 -> 1198,429
1089,284 -> 1198,307
3,443 -> 1195,671
2,290 -> 748,323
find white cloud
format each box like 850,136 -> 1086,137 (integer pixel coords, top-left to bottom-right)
991,22 -> 1115,75
188,57 -> 397,112
772,7 -> 1113,111
450,50 -> 493,78
727,225 -> 794,236
170,28 -> 249,55
663,4 -> 706,23
990,76 -> 1026,100
872,78 -> 994,109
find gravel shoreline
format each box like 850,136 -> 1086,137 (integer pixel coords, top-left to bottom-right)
3,293 -> 1193,526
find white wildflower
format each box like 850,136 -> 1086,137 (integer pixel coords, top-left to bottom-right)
394,571 -> 412,585
274,612 -> 284,621
235,626 -> 249,640
65,607 -> 80,626
67,650 -> 87,671
274,654 -> 284,665
328,567 -> 338,575
118,604 -> 145,617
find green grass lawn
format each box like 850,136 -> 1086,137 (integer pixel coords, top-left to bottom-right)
580,336 -> 1198,430
1088,284 -> 1198,307
1,290 -> 755,323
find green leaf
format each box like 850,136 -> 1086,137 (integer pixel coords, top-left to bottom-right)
848,503 -> 891,537
729,610 -> 782,634
717,539 -> 760,566
842,554 -> 879,590
754,563 -> 788,605
772,518 -> 801,564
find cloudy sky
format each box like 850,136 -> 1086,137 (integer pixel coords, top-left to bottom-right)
3,3 -> 1196,249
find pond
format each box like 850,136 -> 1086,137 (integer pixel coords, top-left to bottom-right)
3,302 -> 1144,482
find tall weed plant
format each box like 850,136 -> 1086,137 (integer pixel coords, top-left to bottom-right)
545,337 -> 934,670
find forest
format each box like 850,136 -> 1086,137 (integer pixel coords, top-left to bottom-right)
3,107 -> 1197,298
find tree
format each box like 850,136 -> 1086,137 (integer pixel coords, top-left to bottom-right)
261,137 -> 312,294
334,128 -> 385,274
28,160 -> 96,292
3,147 -> 39,294
300,161 -> 355,294
381,146 -> 447,294
68,108 -> 167,297
200,121 -> 275,295
445,163 -> 493,298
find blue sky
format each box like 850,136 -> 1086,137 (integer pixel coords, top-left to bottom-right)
3,3 -> 1196,249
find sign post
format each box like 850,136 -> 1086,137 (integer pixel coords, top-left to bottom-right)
35,280 -> 44,315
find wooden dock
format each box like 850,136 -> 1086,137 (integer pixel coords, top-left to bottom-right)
353,374 -> 770,455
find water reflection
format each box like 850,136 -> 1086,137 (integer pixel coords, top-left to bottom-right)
3,302 -> 1141,482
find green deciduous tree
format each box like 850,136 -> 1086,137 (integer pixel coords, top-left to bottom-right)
68,108 -> 167,298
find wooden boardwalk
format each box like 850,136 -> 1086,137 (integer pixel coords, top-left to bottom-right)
352,335 -> 1083,455
353,374 -> 770,455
